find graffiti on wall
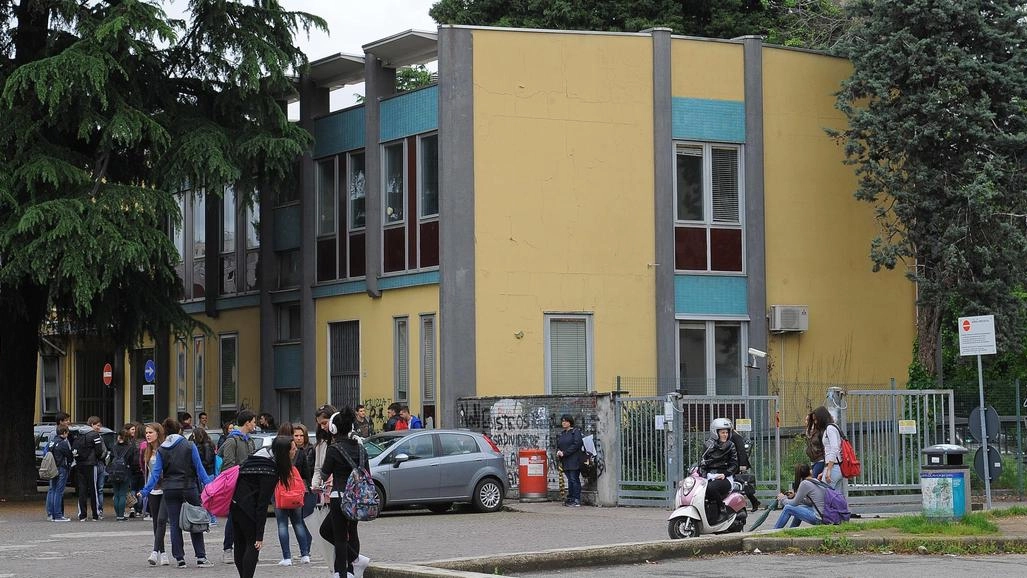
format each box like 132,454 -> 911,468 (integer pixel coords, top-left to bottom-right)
362,397 -> 391,433
457,396 -> 605,491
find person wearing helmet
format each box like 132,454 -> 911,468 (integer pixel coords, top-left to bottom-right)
699,418 -> 739,521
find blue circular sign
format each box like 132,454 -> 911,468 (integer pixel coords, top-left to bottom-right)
144,359 -> 156,383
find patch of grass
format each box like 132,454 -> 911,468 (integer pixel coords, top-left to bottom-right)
990,505 -> 1027,518
779,512 -> 998,538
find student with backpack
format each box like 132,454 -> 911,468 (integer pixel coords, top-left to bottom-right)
230,435 -> 294,578
109,427 -> 135,520
320,408 -> 372,578
275,424 -> 313,566
140,418 -> 214,568
44,424 -> 74,522
775,463 -> 828,528
219,409 -> 258,564
75,416 -> 107,521
812,406 -> 847,491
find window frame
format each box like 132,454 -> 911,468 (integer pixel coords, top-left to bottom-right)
675,319 -> 748,396
394,316 -> 409,403
219,333 -> 238,410
420,313 -> 436,402
417,132 -> 439,220
328,320 -> 361,410
40,355 -> 62,415
543,313 -> 594,395
193,336 -> 205,415
348,150 -> 367,232
382,140 -> 407,227
673,142 -> 745,274
176,339 -> 188,411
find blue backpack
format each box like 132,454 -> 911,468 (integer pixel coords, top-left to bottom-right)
811,479 -> 851,524
337,445 -> 380,522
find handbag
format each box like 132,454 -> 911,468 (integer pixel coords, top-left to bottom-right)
179,501 -> 210,533
126,490 -> 138,509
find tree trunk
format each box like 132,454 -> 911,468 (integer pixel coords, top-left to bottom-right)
917,302 -> 941,377
0,282 -> 46,499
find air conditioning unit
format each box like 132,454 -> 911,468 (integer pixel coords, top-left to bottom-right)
770,305 -> 809,332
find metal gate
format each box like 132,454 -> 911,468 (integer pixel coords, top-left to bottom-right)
616,395 -> 780,507
841,389 -> 956,493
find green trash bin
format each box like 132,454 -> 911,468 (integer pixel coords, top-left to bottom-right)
920,444 -> 970,520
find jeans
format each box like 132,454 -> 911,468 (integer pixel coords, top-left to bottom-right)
811,460 -> 825,478
564,469 -> 581,504
275,506 -> 312,559
774,503 -> 821,529
163,488 -> 207,562
149,493 -> 168,552
821,463 -> 845,491
112,479 -> 130,518
46,466 -> 70,519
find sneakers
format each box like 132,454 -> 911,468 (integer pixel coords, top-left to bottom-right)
52,517 -> 71,522
223,549 -> 234,564
300,555 -> 310,564
196,558 -> 215,567
78,516 -> 87,522
148,551 -> 160,566
115,516 -> 126,521
352,554 -> 370,578
177,559 -> 187,568
160,552 -> 170,566
278,559 -> 293,566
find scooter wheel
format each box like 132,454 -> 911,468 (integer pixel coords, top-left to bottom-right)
668,516 -> 700,539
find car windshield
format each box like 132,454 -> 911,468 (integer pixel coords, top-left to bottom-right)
364,435 -> 404,459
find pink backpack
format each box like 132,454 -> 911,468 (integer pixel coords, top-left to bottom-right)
201,465 -> 240,517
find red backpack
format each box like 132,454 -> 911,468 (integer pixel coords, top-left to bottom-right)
831,424 -> 861,479
274,466 -> 305,510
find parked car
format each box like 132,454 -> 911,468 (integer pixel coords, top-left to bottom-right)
34,423 -> 116,489
363,429 -> 506,514
184,428 -> 224,450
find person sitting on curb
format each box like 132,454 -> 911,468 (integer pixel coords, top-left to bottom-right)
774,463 -> 826,529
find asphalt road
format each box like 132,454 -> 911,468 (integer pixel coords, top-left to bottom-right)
512,553 -> 1027,578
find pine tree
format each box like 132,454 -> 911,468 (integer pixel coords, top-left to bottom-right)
0,0 -> 325,497
832,0 -> 1027,376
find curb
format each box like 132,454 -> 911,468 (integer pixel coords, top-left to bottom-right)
366,535 -> 743,577
743,534 -> 1027,553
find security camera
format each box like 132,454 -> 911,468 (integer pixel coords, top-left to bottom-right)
748,347 -> 767,358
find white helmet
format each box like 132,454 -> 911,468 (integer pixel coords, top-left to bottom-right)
710,417 -> 732,437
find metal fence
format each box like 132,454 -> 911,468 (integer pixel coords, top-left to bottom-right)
841,388 -> 956,493
615,394 -> 781,507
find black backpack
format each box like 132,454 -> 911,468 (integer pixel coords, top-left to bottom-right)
109,444 -> 131,483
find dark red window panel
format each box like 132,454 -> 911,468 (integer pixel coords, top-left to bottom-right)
710,228 -> 743,272
316,238 -> 336,282
383,227 -> 406,273
675,226 -> 707,271
420,221 -> 439,268
348,232 -> 365,278
408,136 -> 418,269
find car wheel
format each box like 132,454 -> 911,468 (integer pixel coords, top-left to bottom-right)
472,478 -> 504,513
374,482 -> 386,510
427,502 -> 452,514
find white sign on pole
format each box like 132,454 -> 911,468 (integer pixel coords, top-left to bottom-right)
142,383 -> 155,396
958,315 -> 996,356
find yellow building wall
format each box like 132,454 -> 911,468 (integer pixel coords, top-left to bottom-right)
471,30 -> 657,395
762,47 -> 916,423
315,285 -> 438,421
671,38 -> 745,100
163,307 -> 262,419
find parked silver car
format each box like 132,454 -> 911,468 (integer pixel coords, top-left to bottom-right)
363,429 -> 506,514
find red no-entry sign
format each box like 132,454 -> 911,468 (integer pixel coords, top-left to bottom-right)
102,362 -> 113,386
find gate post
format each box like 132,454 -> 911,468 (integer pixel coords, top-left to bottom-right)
827,386 -> 847,427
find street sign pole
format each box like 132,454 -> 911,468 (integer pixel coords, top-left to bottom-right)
977,353 -> 992,509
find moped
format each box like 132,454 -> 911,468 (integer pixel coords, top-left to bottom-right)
667,466 -> 748,539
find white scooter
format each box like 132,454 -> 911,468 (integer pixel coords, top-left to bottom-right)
667,466 -> 748,539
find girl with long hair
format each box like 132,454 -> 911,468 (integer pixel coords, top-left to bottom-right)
110,426 -> 135,520
230,435 -> 294,578
141,422 -> 169,566
804,411 -> 825,477
274,423 -> 313,566
310,404 -> 336,492
320,407 -> 371,578
811,406 -> 844,490
774,462 -> 827,528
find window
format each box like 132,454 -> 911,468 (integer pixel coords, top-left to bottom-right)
219,334 -> 238,409
193,336 -> 205,414
192,193 -> 206,297
393,434 -> 435,461
420,314 -> 435,402
277,303 -> 301,342
41,356 -> 61,415
277,249 -> 300,288
394,317 -> 409,402
678,321 -> 744,395
221,186 -> 237,293
383,142 -> 405,223
545,314 -> 593,394
329,321 -> 360,410
316,158 -> 337,282
440,433 -> 479,456
349,152 -> 366,229
675,144 -> 743,272
172,190 -> 207,300
176,340 -> 188,411
419,134 -> 439,217
245,202 -> 260,291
